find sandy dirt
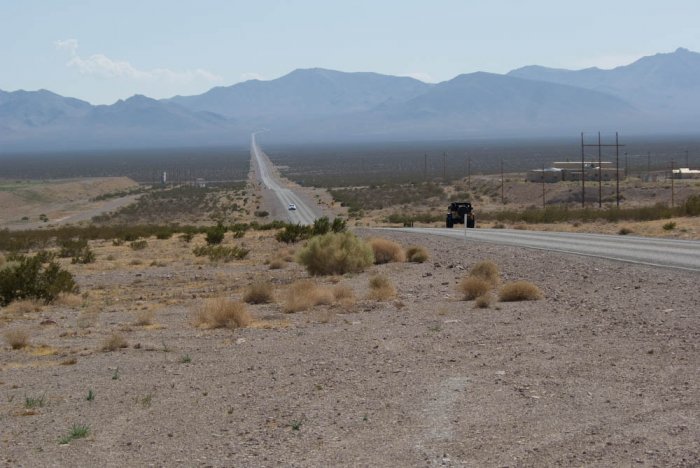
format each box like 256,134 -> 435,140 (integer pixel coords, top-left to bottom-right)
0,178 -> 139,230
1,228 -> 698,467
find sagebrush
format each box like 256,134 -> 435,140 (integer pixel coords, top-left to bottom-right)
297,232 -> 373,275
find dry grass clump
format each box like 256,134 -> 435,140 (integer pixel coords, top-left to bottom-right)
369,238 -> 406,264
133,309 -> 155,326
194,298 -> 252,329
499,281 -> 543,302
296,232 -> 374,275
283,280 -> 335,313
405,245 -> 429,263
243,279 -> 274,304
0,253 -> 5,268
474,293 -> 494,309
4,328 -> 30,349
3,299 -> 43,315
268,258 -> 286,270
469,260 -> 500,287
332,284 -> 356,307
459,276 -> 492,300
101,333 -> 128,352
54,293 -> 83,308
367,275 -> 396,301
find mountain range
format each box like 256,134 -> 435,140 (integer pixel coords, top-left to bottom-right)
1,47 -> 699,151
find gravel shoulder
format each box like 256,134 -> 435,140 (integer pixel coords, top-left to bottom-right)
1,229 -> 698,467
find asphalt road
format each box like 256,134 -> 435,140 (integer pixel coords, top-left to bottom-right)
397,227 -> 700,272
250,134 -> 318,225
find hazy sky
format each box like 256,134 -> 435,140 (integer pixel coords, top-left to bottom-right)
2,0 -> 698,104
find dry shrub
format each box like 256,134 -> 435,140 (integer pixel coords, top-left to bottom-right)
268,258 -> 286,270
101,333 -> 128,351
0,253 -> 4,268
332,284 -> 356,307
297,232 -> 373,275
405,245 -> 429,263
474,293 -> 494,309
469,260 -> 500,287
54,293 -> 83,308
3,299 -> 43,315
194,298 -> 252,329
499,281 -> 543,302
133,309 -> 155,326
369,238 -> 406,264
77,307 -> 99,328
4,328 -> 29,349
367,275 -> 396,301
283,280 -> 334,313
459,276 -> 492,300
243,279 -> 274,304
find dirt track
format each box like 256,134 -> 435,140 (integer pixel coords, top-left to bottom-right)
1,228 -> 698,467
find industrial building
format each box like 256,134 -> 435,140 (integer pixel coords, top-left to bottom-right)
672,168 -> 700,179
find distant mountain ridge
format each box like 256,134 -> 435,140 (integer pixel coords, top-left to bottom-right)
1,48 -> 699,151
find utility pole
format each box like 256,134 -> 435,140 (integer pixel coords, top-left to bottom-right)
542,162 -> 546,209
598,132 -> 602,209
500,159 -> 504,204
442,152 -> 446,181
424,153 -> 427,181
467,156 -> 471,190
581,132 -> 585,208
671,159 -> 675,207
615,132 -> 620,208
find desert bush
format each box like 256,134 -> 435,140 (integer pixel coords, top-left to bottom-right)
662,221 -> 677,231
194,298 -> 252,329
254,210 -> 269,218
205,225 -> 226,245
312,216 -> 331,235
192,245 -> 249,262
0,253 -> 5,268
474,293 -> 494,309
369,238 -> 406,264
499,281 -> 543,302
331,217 -> 347,233
459,276 -> 492,300
101,333 -> 128,351
405,245 -> 429,263
4,298 -> 44,314
268,258 -> 286,270
179,232 -> 195,243
243,279 -> 274,304
297,232 -> 374,275
156,230 -> 174,240
367,275 -> 396,301
618,227 -> 633,235
469,261 -> 500,287
4,328 -> 29,349
0,254 -> 78,306
283,280 -> 334,313
275,223 -> 312,244
58,239 -> 87,258
129,240 -> 148,250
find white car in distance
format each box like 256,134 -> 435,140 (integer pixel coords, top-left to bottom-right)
288,203 -> 297,211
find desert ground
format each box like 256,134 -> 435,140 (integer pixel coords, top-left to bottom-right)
1,168 -> 699,467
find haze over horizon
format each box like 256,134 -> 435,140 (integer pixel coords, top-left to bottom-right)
2,0 -> 700,105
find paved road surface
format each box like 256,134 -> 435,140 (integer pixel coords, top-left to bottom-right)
396,227 -> 700,272
250,134 -> 318,225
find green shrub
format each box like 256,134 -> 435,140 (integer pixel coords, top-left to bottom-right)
156,230 -> 174,240
331,217 -> 347,233
297,232 -> 374,275
205,225 -> 226,245
312,217 -> 331,236
192,245 -> 249,262
58,239 -> 87,258
0,254 -> 78,306
276,224 -> 312,243
130,240 -> 148,250
662,221 -> 677,231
